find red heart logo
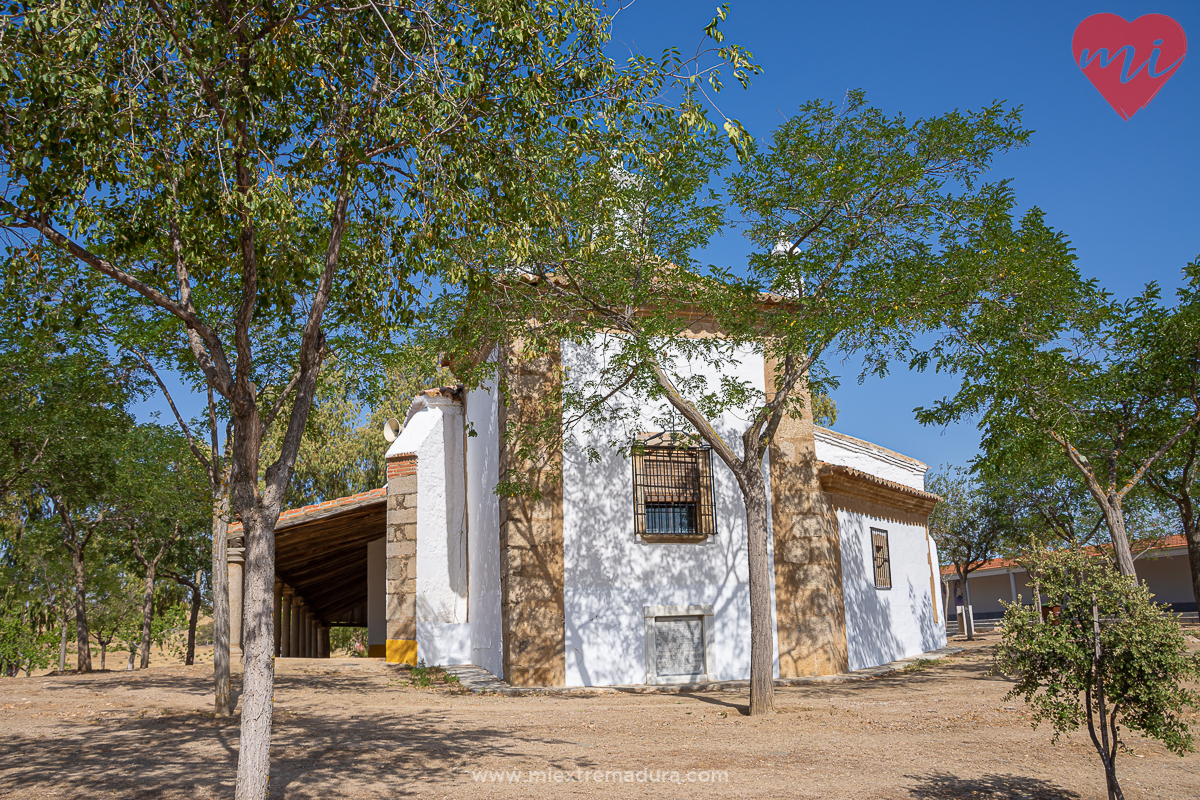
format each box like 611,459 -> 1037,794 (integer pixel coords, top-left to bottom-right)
1072,13 -> 1187,120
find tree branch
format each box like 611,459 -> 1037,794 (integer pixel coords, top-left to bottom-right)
112,335 -> 212,476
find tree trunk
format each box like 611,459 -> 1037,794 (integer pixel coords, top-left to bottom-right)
1094,493 -> 1137,578
942,576 -> 953,627
1091,600 -> 1124,800
70,547 -> 91,672
962,570 -> 975,641
99,643 -> 106,671
186,583 -> 201,666
234,508 -> 277,799
740,461 -> 775,716
212,475 -> 233,715
1177,496 -> 1200,613
58,602 -> 68,672
139,563 -> 156,669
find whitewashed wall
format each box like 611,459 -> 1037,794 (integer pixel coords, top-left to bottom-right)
839,510 -> 945,671
387,397 -> 472,665
561,336 -> 778,686
1135,552 -> 1197,610
366,537 -> 385,650
952,550 -> 1198,621
814,427 -> 928,490
464,379 -> 504,677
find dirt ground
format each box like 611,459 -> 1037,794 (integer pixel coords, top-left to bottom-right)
2,634 -> 1199,800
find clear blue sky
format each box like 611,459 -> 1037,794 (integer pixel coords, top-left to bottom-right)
135,2 -> 1199,475
604,1 -> 1199,472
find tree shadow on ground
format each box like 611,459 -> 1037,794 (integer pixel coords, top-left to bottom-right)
35,670 -> 236,699
0,670 -> 562,800
768,653 -> 1007,704
676,692 -> 748,714
905,771 -> 1082,799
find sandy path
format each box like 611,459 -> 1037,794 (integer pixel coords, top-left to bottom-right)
1,635 -> 1197,799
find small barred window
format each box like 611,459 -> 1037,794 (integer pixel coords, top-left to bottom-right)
872,528 -> 892,589
632,434 -> 716,538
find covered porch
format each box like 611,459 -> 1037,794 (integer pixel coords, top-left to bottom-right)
226,488 -> 388,659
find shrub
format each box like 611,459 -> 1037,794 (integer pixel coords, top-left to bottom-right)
996,549 -> 1200,800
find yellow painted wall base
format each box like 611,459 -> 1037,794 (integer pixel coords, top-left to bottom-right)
386,639 -> 418,665
368,644 -> 386,658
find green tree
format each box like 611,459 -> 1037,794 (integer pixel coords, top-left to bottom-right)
329,626 -> 368,657
996,549 -> 1200,800
122,425 -> 210,669
161,544 -> 212,666
0,612 -> 57,677
1146,426 -> 1200,608
973,423 -> 1177,563
260,364 -> 452,507
926,466 -> 1007,640
446,93 -> 1031,714
100,330 -> 238,709
22,362 -> 138,673
85,563 -> 141,672
1139,263 -> 1200,609
0,2 -> 749,791
917,236 -> 1200,578
0,520 -> 76,672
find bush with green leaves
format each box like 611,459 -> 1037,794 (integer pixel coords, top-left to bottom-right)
0,614 -> 57,677
996,549 -> 1200,800
329,626 -> 369,658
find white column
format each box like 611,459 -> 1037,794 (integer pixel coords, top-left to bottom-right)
227,544 -> 245,656
1009,571 -> 1019,604
367,537 -> 386,657
291,597 -> 303,658
273,580 -> 283,657
281,587 -> 293,657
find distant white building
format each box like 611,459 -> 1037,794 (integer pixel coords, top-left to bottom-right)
944,537 -> 1198,626
229,337 -> 947,685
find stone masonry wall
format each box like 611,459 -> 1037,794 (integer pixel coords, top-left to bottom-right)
497,342 -> 566,686
764,360 -> 850,677
385,454 -> 418,664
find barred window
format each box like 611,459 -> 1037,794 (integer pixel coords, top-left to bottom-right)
872,528 -> 892,589
632,434 -> 716,538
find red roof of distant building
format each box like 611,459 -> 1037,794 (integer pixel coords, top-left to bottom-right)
940,534 -> 1188,576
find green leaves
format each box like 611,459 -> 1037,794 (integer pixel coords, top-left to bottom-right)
727,93 -> 1031,388
917,219 -> 1200,576
997,549 -> 1200,792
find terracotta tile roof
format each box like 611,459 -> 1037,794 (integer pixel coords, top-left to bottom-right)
228,487 -> 387,535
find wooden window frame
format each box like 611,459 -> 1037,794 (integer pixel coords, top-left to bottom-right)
872,528 -> 892,590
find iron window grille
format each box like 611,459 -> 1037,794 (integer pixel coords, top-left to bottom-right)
632,432 -> 716,537
872,528 -> 892,589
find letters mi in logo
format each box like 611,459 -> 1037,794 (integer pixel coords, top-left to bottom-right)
1072,14 -> 1187,120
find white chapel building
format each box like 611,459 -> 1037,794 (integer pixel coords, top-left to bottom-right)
228,337 -> 947,686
